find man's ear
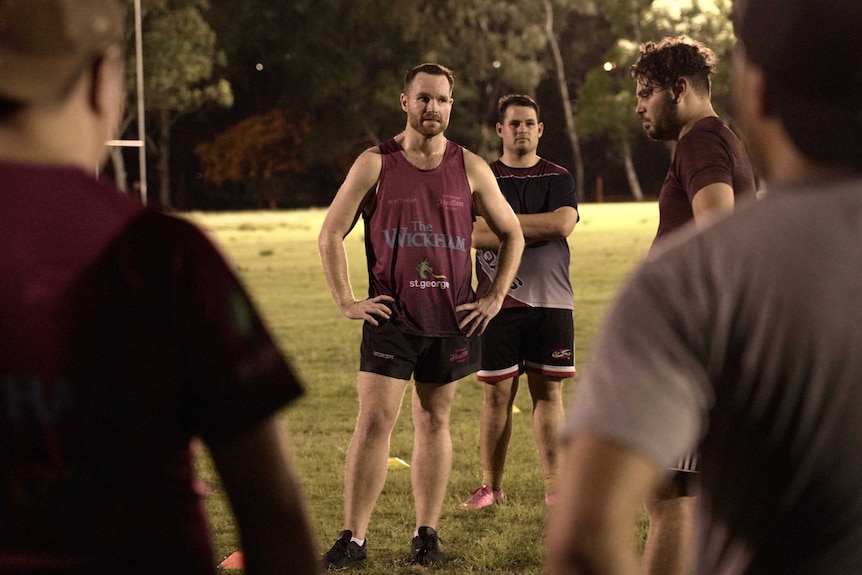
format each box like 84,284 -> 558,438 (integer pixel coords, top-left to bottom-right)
537,121 -> 544,137
89,45 -> 124,114
496,122 -> 503,137
672,77 -> 687,103
89,45 -> 125,144
400,92 -> 408,113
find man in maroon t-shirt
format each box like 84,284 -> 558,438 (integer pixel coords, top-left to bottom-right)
635,37 -> 756,244
0,1 -> 316,573
630,36 -> 756,574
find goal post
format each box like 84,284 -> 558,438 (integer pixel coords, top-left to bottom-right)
106,0 -> 147,204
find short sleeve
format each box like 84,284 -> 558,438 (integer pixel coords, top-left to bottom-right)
564,247 -> 714,469
547,170 -> 579,214
91,212 -> 304,447
676,130 -> 735,202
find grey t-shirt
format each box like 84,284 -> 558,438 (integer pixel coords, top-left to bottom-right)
566,177 -> 862,574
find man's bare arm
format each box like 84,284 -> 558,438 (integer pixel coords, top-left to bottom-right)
210,416 -> 318,575
691,182 -> 734,227
318,149 -> 394,325
546,435 -> 663,575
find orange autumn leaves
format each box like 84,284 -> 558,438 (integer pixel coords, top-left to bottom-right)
196,108 -> 311,207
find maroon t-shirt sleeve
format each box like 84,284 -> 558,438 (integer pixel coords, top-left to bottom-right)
675,129 -> 736,202
99,212 -> 303,447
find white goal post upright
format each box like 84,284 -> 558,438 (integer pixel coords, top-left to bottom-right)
106,0 -> 147,204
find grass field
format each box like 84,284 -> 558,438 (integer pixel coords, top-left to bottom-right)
185,202 -> 659,574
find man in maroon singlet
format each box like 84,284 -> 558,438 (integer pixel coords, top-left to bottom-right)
631,36 -> 757,575
319,63 -> 524,569
0,1 -> 316,573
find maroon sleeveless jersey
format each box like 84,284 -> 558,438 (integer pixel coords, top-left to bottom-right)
363,139 -> 476,336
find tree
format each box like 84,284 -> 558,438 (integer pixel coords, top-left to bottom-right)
209,0 -> 428,197
575,0 -> 735,199
576,40 -> 643,200
409,0 -> 549,159
208,0 -> 553,204
195,109 -> 311,209
543,0 -> 587,201
119,0 -> 233,208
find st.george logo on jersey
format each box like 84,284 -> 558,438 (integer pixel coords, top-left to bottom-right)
410,259 -> 451,290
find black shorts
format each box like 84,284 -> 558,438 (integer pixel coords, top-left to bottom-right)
360,320 -> 480,384
477,307 -> 575,383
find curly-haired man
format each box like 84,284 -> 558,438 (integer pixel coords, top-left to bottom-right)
630,36 -> 757,574
633,36 -> 756,239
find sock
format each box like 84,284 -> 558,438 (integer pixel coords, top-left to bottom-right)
482,470 -> 504,491
543,473 -> 558,495
351,536 -> 365,546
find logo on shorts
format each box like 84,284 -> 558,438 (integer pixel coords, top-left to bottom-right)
551,348 -> 573,360
449,347 -> 469,363
373,351 -> 395,360
409,259 -> 451,290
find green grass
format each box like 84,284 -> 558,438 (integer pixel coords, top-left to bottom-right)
184,202 -> 659,573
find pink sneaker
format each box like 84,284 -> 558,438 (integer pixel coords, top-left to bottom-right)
458,484 -> 505,510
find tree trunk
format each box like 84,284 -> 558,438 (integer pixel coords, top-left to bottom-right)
158,108 -> 172,209
543,0 -> 585,202
622,137 -> 644,201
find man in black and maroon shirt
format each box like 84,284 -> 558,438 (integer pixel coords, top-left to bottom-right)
631,36 -> 757,574
0,1 -> 316,573
459,95 -> 578,511
318,63 -> 524,569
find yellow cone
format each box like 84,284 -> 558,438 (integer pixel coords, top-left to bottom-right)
387,457 -> 410,469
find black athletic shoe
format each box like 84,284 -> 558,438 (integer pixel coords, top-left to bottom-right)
410,526 -> 448,566
322,530 -> 367,570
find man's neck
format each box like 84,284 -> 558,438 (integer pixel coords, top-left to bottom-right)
400,129 -> 447,153
0,121 -> 100,173
396,130 -> 448,170
678,102 -> 718,141
499,151 -> 540,169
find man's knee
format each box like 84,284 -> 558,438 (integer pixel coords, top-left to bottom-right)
483,380 -> 515,409
356,404 -> 401,438
527,376 -> 564,403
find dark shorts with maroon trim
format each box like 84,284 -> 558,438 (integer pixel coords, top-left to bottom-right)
360,319 -> 480,384
477,307 -> 575,383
